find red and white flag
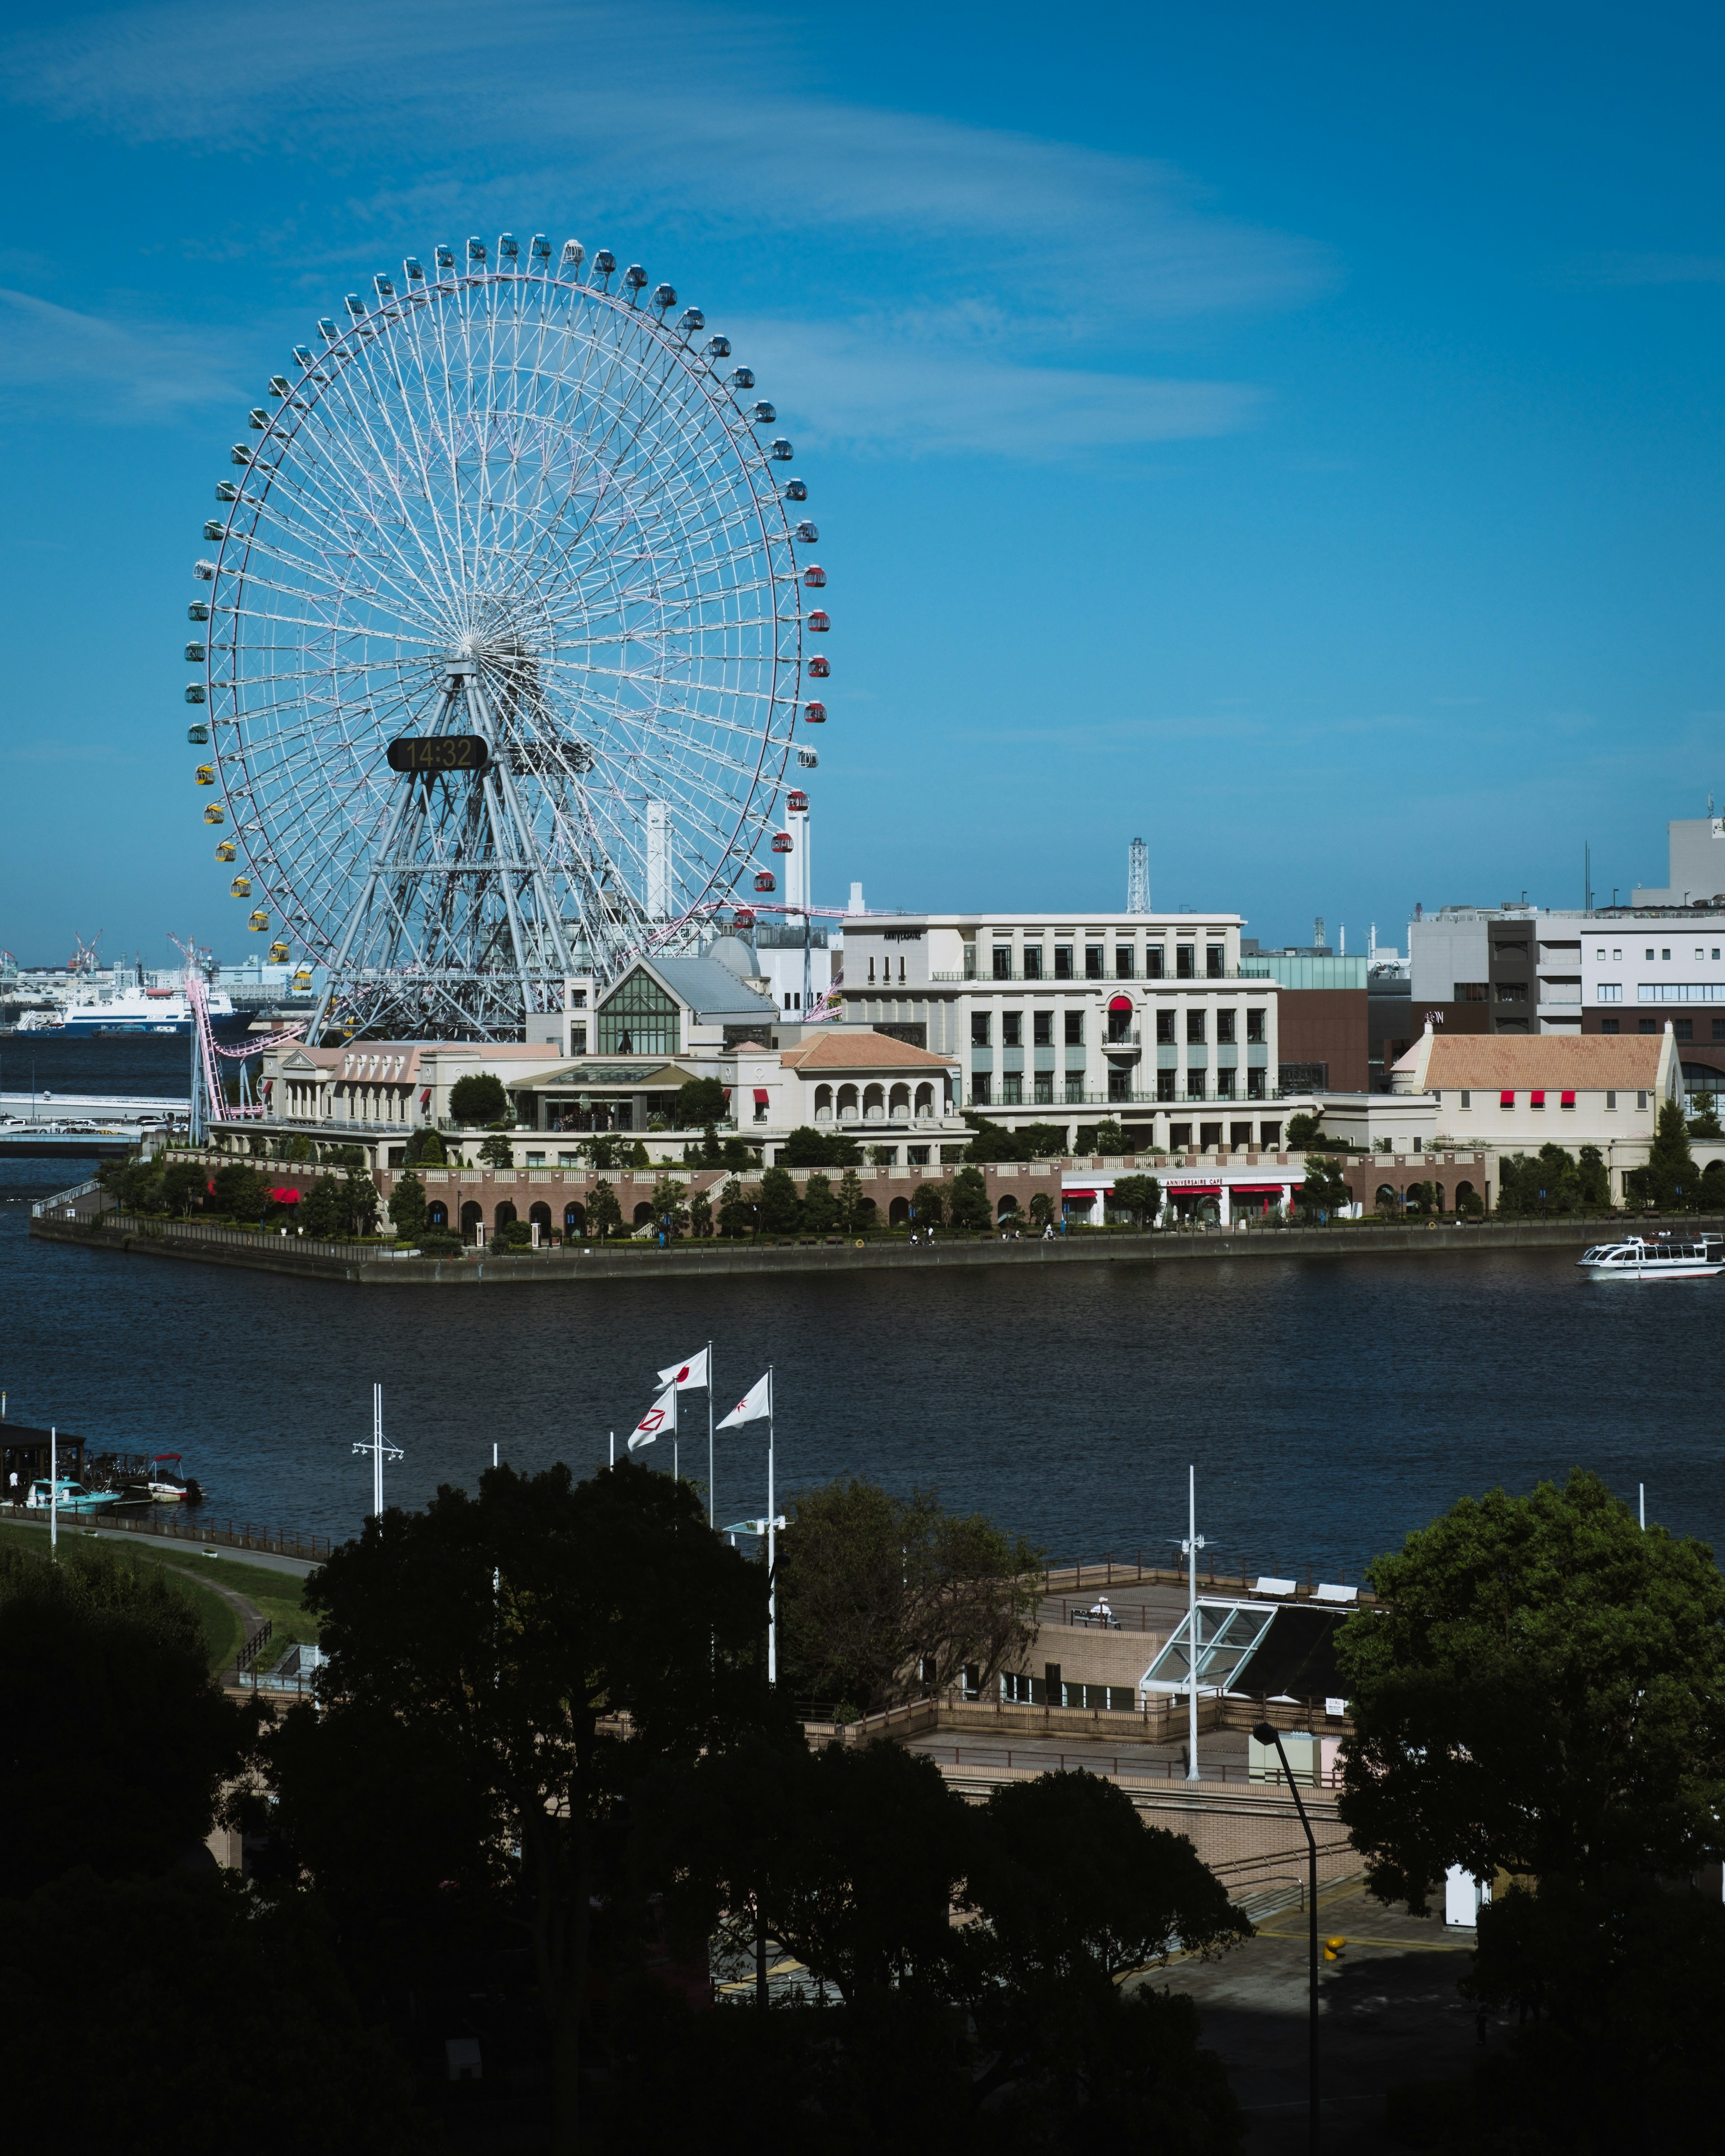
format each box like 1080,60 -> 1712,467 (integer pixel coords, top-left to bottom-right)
627,1384 -> 677,1453
716,1371 -> 771,1429
656,1347 -> 710,1391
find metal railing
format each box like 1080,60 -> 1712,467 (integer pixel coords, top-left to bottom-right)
235,1618 -> 274,1674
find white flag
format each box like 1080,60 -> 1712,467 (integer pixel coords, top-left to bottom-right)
627,1384 -> 677,1453
656,1347 -> 710,1391
716,1371 -> 772,1429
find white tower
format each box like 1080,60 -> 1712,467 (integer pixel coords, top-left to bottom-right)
646,800 -> 671,921
786,792 -> 811,915
1128,836 -> 1149,915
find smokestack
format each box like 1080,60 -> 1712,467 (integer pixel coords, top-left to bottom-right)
646,800 -> 670,921
786,791 -> 811,914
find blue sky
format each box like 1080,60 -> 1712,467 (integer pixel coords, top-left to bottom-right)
2,0 -> 1722,966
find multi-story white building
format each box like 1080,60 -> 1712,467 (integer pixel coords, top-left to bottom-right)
838,911 -> 1287,1152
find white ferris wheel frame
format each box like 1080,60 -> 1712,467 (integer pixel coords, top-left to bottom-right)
186,230 -> 821,1040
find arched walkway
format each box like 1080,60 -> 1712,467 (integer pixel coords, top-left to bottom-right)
495,1200 -> 518,1230
529,1201 -> 552,1234
1374,1184 -> 1399,1212
632,1201 -> 655,1227
997,1194 -> 1019,1219
427,1201 -> 448,1229
888,1196 -> 910,1226
460,1200 -> 483,1240
564,1202 -> 586,1237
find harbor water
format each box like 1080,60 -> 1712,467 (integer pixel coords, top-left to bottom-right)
3,1040 -> 1721,1573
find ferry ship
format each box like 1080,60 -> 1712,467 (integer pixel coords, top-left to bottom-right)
57,985 -> 239,1037
1577,1233 -> 1725,1281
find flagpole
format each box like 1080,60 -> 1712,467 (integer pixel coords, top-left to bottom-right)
1187,1463 -> 1200,1782
766,1365 -> 776,1686
707,1337 -> 715,1529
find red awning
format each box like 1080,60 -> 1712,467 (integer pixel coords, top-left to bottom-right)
1561,1090 -> 1576,1107
1530,1090 -> 1546,1107
1499,1090 -> 1515,1106
1062,1188 -> 1098,1200
752,1088 -> 770,1105
1171,1183 -> 1223,1197
420,1087 -> 431,1105
1109,994 -> 1134,1012
1230,1184 -> 1289,1194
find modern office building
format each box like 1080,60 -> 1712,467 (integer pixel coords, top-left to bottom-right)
837,910 -> 1287,1153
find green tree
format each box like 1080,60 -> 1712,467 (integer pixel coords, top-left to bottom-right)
688,1189 -> 713,1238
1297,1154 -> 1351,1219
1689,1093 -> 1724,1140
717,1176 -> 755,1237
778,1477 -> 1041,1714
758,1164 -> 801,1234
402,1125 -> 445,1167
1284,1110 -> 1324,1148
1111,1173 -> 1162,1225
163,1158 -> 210,1214
281,1130 -> 315,1163
448,1071 -> 509,1125
834,1166 -> 866,1232
629,1139 -> 651,1169
587,1178 -> 622,1240
699,1122 -> 723,1165
478,1133 -> 515,1168
1336,1468 -> 1725,1910
674,1076 -> 730,1129
0,1541 -> 255,1893
720,1135 -> 754,1171
341,1162 -> 379,1236
649,1174 -> 690,1237
780,1125 -> 835,1167
269,1461 -> 779,2156
802,1171 -> 838,1232
1405,1178 -> 1436,1216
212,1160 -> 269,1220
1028,1189 -> 1054,1229
823,1127 -> 863,1166
1094,1118 -> 1126,1153
1629,1098 -> 1699,1210
1578,1141 -> 1611,1207
298,1174 -> 343,1238
386,1168 -> 426,1240
947,1164 -> 991,1232
0,1871 -> 426,2156
963,1116 -> 1027,1163
909,1179 -> 945,1229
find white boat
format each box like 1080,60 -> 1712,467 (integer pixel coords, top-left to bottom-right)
1578,1233 -> 1725,1280
59,985 -> 238,1037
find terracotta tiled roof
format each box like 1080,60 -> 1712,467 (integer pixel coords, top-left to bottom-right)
778,1029 -> 955,1072
1399,1034 -> 1666,1088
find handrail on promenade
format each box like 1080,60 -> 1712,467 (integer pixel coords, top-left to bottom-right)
6,1502 -> 334,1564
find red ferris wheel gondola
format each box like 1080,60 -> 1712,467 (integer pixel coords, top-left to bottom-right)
754,870 -> 776,892
771,830 -> 793,853
786,790 -> 808,813
808,656 -> 829,678
803,701 -> 826,722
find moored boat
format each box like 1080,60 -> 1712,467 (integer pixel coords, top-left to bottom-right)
1578,1233 -> 1725,1280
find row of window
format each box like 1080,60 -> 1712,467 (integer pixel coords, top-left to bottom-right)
974,944 -> 1227,981
1596,946 -> 1725,962
969,1070 -> 1270,1106
1602,1018 -> 1725,1039
1436,1088 -> 1650,1110
968,1007 -> 1269,1048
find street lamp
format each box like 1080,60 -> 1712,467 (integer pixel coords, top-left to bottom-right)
1254,1719 -> 1318,2156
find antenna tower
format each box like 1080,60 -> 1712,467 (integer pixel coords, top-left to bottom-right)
1127,837 -> 1149,915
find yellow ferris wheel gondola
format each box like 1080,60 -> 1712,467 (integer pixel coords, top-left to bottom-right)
194,764 -> 216,786
203,804 -> 225,824
247,910 -> 270,932
214,840 -> 236,862
268,941 -> 290,963
230,876 -> 252,898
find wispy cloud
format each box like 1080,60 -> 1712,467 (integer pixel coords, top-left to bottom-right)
0,287 -> 239,415
0,0 -> 1331,455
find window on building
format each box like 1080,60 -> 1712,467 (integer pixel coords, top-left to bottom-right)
1185,1072 -> 1206,1100
1156,1071 -> 1176,1101
1054,946 -> 1073,980
1033,1073 -> 1053,1104
867,958 -> 876,983
1147,946 -> 1166,978
1460,1089 -> 1471,1108
1207,946 -> 1225,979
1713,1020 -> 1725,1042
1085,945 -> 1104,980
1714,949 -> 1721,962
962,941 -> 976,978
1612,948 -> 1621,960
1497,982 -> 1528,1002
1460,982 -> 1488,1001
1597,948 -> 1606,959
972,1074 -> 991,1105
992,947 -> 1012,980
1247,1008 -> 1266,1043
1247,1070 -> 1266,1100
1064,1011 -> 1084,1045
1637,1091 -> 1650,1109
1698,950 -> 1707,962
1156,1009 -> 1176,1044
1186,1010 -> 1206,1043
1662,949 -> 1672,961
1066,1073 -> 1085,1103
1598,984 -> 1622,1001
972,1011 -> 991,1046
1676,1019 -> 1694,1041
597,967 -> 680,1056
1216,1009 -> 1236,1044
1115,945 -> 1135,979
1645,948 -> 1656,960
1216,1069 -> 1236,1098
1033,1012 -> 1053,1046
1602,1018 -> 1619,1033
571,1025 -> 587,1054
1605,1090 -> 1616,1109
1639,1019 -> 1656,1034
1023,946 -> 1043,980
1002,1012 -> 1022,1047
1199,1122 -> 1223,1150
1177,945 -> 1196,979
1107,1069 -> 1129,1102
1260,1119 -> 1281,1147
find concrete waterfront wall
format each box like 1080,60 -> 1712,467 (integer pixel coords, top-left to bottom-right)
30,1206 -> 1681,1285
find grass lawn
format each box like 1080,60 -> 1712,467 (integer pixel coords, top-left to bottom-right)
0,1519 -> 320,1674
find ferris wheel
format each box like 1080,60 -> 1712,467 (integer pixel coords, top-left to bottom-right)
183,230 -> 830,1041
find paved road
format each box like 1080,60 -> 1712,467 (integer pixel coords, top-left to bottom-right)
3,1510 -> 318,1579
1147,1880 -> 1491,2156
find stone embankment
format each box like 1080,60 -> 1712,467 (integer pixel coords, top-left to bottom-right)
30,1201 -> 1674,1285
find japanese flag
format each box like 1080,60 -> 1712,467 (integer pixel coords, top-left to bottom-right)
627,1384 -> 677,1453
656,1347 -> 710,1391
716,1371 -> 772,1429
